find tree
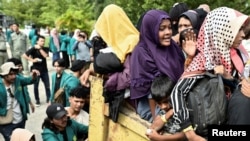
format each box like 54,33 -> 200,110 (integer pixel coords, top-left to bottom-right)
0,0 -> 250,31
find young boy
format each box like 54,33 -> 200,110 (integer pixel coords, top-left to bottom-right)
146,75 -> 186,141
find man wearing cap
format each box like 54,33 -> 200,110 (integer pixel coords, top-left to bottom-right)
0,62 -> 40,141
42,103 -> 88,141
0,26 -> 8,65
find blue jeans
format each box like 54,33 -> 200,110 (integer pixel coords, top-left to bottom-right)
34,72 -> 51,102
0,120 -> 26,141
52,52 -> 60,62
136,95 -> 160,123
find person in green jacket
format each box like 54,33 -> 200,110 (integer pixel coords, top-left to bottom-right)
31,28 -> 40,47
42,103 -> 88,141
49,28 -> 61,62
49,59 -> 79,107
6,58 -> 35,114
0,62 -> 39,141
69,29 -> 80,63
6,23 -> 13,43
28,24 -> 36,41
59,30 -> 71,68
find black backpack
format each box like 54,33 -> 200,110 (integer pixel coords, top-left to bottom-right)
186,72 -> 228,137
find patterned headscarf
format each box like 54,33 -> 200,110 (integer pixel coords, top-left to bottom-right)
130,10 -> 185,99
184,7 -> 249,76
95,4 -> 139,63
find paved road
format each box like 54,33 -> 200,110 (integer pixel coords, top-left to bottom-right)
0,53 -> 61,141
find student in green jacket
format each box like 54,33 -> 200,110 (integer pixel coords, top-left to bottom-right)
49,59 -> 79,107
0,62 -> 39,141
42,103 -> 88,141
7,58 -> 35,114
59,30 -> 71,68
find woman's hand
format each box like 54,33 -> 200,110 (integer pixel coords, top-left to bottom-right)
241,79 -> 250,97
214,65 -> 233,79
182,29 -> 197,57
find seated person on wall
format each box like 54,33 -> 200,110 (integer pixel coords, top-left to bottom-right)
80,4 -> 139,78
130,9 -> 185,123
80,4 -> 139,122
146,75 -> 186,141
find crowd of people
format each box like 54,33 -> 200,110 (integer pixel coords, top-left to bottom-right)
0,2 -> 250,141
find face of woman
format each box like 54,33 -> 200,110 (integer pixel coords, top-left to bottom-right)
158,19 -> 172,47
178,17 -> 192,33
232,27 -> 245,48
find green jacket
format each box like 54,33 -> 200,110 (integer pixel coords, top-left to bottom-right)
18,74 -> 32,114
49,36 -> 59,53
28,29 -> 35,40
50,71 -> 79,106
0,75 -> 36,120
42,119 -> 88,141
6,29 -> 12,42
69,38 -> 77,55
31,35 -> 38,47
59,34 -> 70,53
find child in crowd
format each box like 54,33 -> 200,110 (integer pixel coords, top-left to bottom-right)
146,75 -> 186,141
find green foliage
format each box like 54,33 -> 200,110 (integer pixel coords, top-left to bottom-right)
56,7 -> 95,34
1,0 -> 250,33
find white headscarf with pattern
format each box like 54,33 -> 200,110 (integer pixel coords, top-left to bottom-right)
184,7 -> 249,76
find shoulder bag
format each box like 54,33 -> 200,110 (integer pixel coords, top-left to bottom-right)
0,97 -> 14,125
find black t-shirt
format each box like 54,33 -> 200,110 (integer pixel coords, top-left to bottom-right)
54,74 -> 62,94
25,47 -> 49,72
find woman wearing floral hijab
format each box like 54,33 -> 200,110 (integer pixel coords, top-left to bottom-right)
170,7 -> 249,141
130,9 -> 185,122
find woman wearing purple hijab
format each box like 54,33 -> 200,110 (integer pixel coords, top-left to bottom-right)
130,9 -> 185,122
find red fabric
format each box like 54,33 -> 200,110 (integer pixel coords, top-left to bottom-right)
230,48 -> 244,74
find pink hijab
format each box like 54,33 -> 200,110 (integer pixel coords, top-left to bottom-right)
50,28 -> 60,49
